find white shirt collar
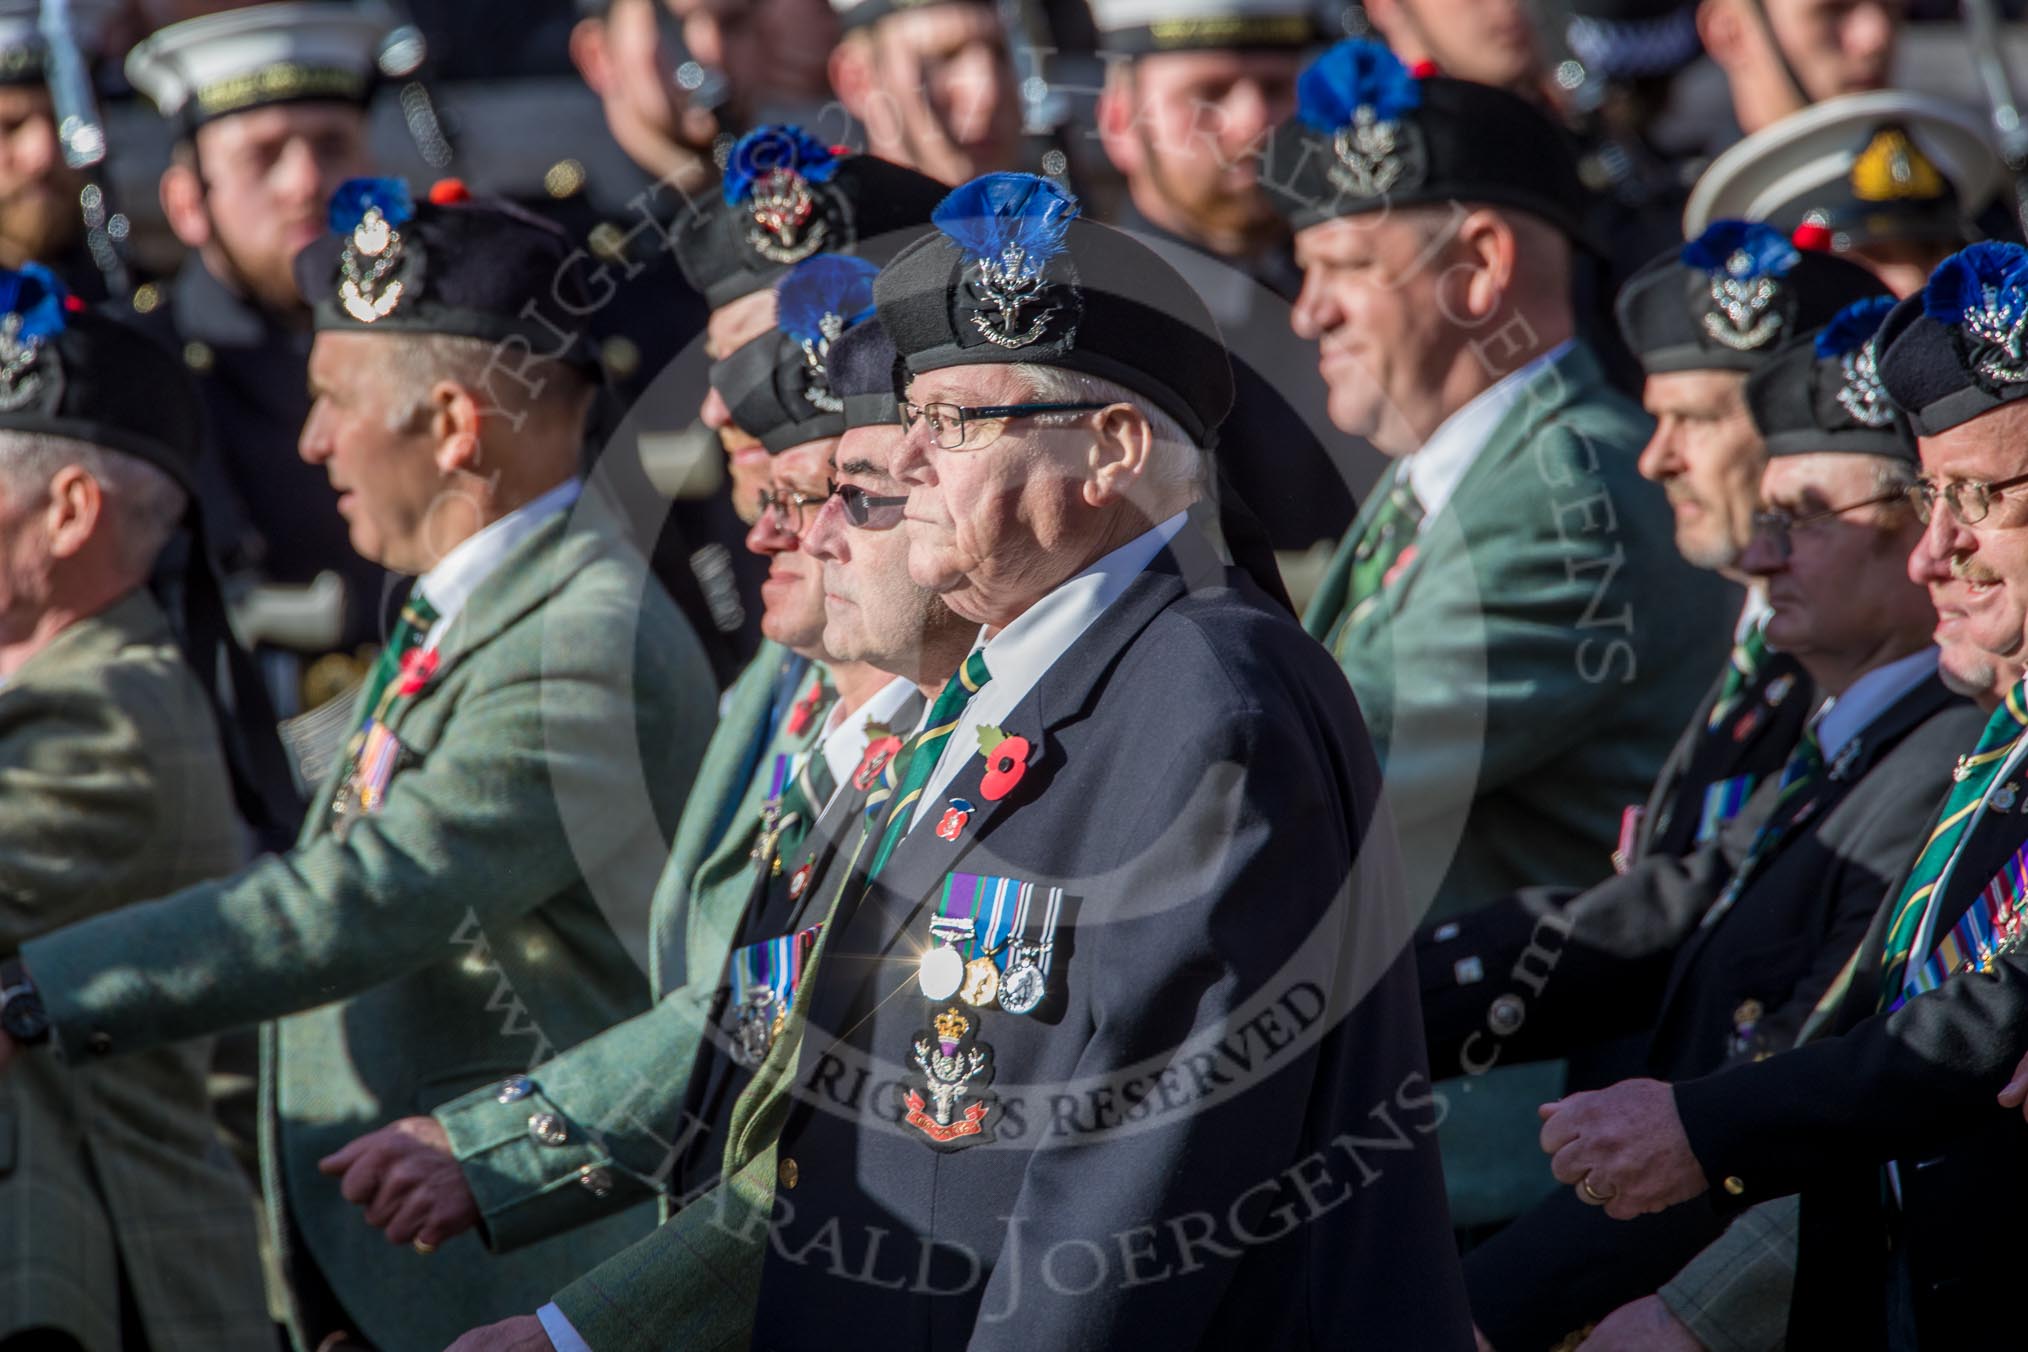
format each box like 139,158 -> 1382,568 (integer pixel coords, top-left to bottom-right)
1813,646 -> 1939,767
818,676 -> 916,808
1404,338 -> 1575,523
1736,584 -> 1773,643
414,479 -> 581,650
908,511 -> 1188,826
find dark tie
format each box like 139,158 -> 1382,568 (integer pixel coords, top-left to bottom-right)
867,650 -> 992,880
355,590 -> 440,726
1707,619 -> 1772,733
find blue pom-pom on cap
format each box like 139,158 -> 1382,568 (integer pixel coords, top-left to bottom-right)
723,125 -> 842,207
932,173 -> 1080,276
1680,220 -> 1800,280
1814,296 -> 1896,358
775,254 -> 880,350
328,177 -> 416,236
1296,38 -> 1424,135
0,263 -> 71,343
1924,240 -> 2028,328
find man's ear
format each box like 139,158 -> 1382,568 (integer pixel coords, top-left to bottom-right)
568,17 -> 610,96
1085,402 -> 1153,507
1697,0 -> 1745,73
1095,62 -> 1144,180
432,380 -> 486,476
43,465 -> 102,560
159,159 -> 211,251
1450,209 -> 1519,323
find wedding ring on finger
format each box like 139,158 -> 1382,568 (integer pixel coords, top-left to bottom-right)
1578,1175 -> 1617,1205
413,1240 -> 437,1255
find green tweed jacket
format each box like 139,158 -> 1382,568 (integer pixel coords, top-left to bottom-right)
0,590 -> 271,1351
1305,342 -> 1734,1227
21,511 -> 715,1351
435,644 -> 823,1248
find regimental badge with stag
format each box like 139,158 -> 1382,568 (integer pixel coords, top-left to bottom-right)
746,167 -> 828,265
967,242 -> 1056,350
0,312 -> 46,412
1962,281 -> 2028,388
904,1005 -> 996,1149
1328,105 -> 1425,199
1703,247 -> 1786,352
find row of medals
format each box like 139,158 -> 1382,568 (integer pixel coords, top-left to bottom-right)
919,932 -> 1049,1015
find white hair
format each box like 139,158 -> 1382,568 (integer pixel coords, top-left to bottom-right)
0,431 -> 188,577
375,333 -> 592,435
1009,364 -> 1209,497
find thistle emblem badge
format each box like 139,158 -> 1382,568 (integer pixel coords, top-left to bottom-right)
0,313 -> 46,412
904,1006 -> 995,1149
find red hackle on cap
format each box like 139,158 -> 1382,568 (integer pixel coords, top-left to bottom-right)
1791,221 -> 1833,253
428,178 -> 472,205
1408,59 -> 1440,78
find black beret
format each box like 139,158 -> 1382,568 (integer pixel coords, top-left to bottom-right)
1616,221 -> 1889,375
294,177 -> 597,369
1877,242 -> 2028,436
710,254 -> 883,452
675,126 -> 947,311
873,173 -> 1234,446
1262,40 -> 1593,247
0,266 -> 201,491
1746,297 -> 1912,461
827,315 -> 904,429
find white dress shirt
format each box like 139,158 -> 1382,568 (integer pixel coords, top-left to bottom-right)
1402,338 -> 1574,524
908,511 -> 1188,828
819,676 -> 916,813
413,478 -> 581,652
1812,647 -> 1939,772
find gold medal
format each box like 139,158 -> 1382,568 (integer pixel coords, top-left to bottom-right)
959,956 -> 1000,1007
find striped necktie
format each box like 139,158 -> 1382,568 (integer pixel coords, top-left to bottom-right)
356,590 -> 440,725
866,650 -> 992,881
1707,620 -> 1772,733
1876,684 -> 2028,1005
1701,726 -> 1826,930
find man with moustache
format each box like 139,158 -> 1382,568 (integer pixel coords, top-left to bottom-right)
1265,38 -> 1734,1231
1456,296 -> 1978,1350
329,259 -> 963,1352
1422,223 -> 1889,1092
522,171 -> 1472,1350
1089,0 -> 1355,559
826,0 -> 1023,185
124,3 -> 396,686
0,180 -> 716,1350
1537,241 -> 2028,1350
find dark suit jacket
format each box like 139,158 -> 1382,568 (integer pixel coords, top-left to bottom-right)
1675,694 -> 2028,1351
1450,673 -> 1978,1350
750,532 -> 1473,1351
1418,646 -> 1811,1084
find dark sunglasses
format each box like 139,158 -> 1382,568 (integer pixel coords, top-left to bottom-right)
835,483 -> 908,530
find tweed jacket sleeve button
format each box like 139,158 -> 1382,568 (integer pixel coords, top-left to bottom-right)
528,1112 -> 569,1147
1724,1176 -> 1747,1196
777,1157 -> 800,1190
495,1076 -> 534,1105
576,1166 -> 613,1198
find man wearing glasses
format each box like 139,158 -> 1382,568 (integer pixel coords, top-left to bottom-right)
1537,241 -> 2028,1351
1457,297 -> 1977,1351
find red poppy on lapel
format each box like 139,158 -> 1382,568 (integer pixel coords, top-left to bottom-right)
397,647 -> 439,696
852,732 -> 904,791
936,798 -> 973,841
786,678 -> 826,736
978,733 -> 1030,802
1382,545 -> 1418,589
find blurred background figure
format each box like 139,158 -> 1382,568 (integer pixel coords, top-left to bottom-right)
1091,0 -> 1362,582
1686,88 -> 2009,294
125,0 -> 391,717
1360,0 -> 1555,99
0,1 -> 122,298
826,0 -> 1024,183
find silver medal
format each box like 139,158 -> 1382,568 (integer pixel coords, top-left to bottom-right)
996,944 -> 1046,1014
919,944 -> 965,1001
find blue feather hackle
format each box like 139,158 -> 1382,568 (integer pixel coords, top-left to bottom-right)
1680,220 -> 1798,279
0,263 -> 69,342
1925,241 -> 2028,327
1297,39 -> 1423,134
1814,296 -> 1895,358
328,178 -> 415,235
776,255 -> 879,350
723,125 -> 841,206
932,173 -> 1079,278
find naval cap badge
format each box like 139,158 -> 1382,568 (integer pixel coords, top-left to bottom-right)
1683,221 -> 1799,353
331,177 -> 416,325
725,125 -> 841,266
775,254 -> 878,415
935,172 -> 1080,352
1296,40 -> 1430,201
1815,296 -> 1898,430
1926,241 -> 2028,393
